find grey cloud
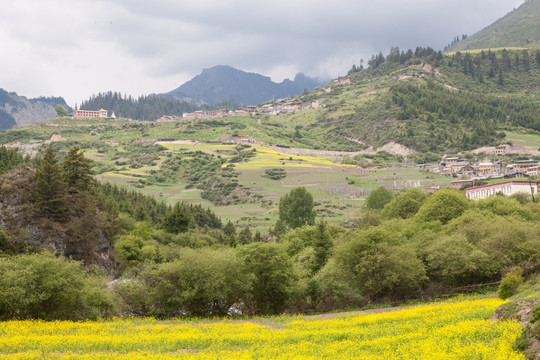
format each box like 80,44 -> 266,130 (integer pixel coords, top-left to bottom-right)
0,0 -> 526,104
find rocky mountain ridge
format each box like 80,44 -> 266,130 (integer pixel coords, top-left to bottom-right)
164,65 -> 326,105
0,89 -> 69,130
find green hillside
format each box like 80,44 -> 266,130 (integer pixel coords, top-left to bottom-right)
447,0 -> 540,52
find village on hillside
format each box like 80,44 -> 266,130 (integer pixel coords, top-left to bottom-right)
158,99 -> 323,122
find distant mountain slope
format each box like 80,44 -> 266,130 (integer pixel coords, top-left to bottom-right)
165,65 -> 325,105
0,89 -> 69,130
447,0 -> 540,52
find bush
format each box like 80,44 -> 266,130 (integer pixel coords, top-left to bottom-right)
416,188 -> 468,224
426,234 -> 499,287
366,186 -> 393,210
382,188 -> 427,219
238,242 -> 298,315
334,227 -> 427,300
498,270 -> 523,300
532,303 -> 540,323
0,252 -> 114,320
263,168 -> 287,180
132,248 -> 249,317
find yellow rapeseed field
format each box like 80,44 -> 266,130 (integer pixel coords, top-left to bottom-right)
225,145 -> 355,170
0,298 -> 525,359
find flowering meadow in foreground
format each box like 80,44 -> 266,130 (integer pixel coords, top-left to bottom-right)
0,298 -> 525,359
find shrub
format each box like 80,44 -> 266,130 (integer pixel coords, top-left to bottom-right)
0,252 -> 114,320
366,186 -> 393,210
426,234 -> 499,287
334,228 -> 427,300
238,242 -> 297,315
135,248 -> 249,317
498,270 -> 523,300
382,188 -> 427,219
416,188 -> 468,224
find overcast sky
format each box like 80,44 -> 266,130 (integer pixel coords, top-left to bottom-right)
0,0 -> 525,106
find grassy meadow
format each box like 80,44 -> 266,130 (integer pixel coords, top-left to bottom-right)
0,297 -> 524,359
0,118 -> 455,230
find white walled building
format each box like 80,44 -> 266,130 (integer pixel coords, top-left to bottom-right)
465,181 -> 537,200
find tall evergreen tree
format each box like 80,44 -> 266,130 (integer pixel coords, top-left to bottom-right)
33,146 -> 69,221
238,226 -> 253,245
311,221 -> 333,274
62,146 -> 95,192
162,203 -> 193,234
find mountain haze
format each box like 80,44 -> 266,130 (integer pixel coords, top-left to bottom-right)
447,0 -> 540,52
165,65 -> 325,105
0,89 -> 69,130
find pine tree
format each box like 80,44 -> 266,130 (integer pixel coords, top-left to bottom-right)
162,203 -> 193,234
33,146 -> 69,221
223,220 -> 236,236
311,221 -> 333,274
238,226 -> 253,245
253,231 -> 262,242
62,146 -> 95,192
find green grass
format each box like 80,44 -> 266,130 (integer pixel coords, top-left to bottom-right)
505,131 -> 540,147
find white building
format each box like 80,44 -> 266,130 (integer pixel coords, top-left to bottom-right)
465,180 -> 537,200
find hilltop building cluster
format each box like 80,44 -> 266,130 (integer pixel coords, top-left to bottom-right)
181,99 -> 322,121
423,145 -> 540,179
73,108 -> 116,119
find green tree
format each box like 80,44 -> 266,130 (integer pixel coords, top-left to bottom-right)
62,146 -> 95,192
416,188 -> 468,224
32,146 -> 69,221
335,227 -> 427,300
54,104 -> 68,117
223,220 -> 236,236
238,226 -> 253,245
278,187 -> 316,229
0,228 -> 13,254
270,219 -> 287,240
132,248 -> 249,317
162,203 -> 193,234
366,186 -> 393,210
382,188 -> 427,219
425,234 -> 498,287
0,252 -> 114,320
253,231 -> 263,242
312,221 -> 333,274
238,242 -> 297,315
227,234 -> 237,248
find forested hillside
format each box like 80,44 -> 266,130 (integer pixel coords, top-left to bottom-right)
446,0 -> 540,51
78,92 -> 199,121
303,46 -> 540,153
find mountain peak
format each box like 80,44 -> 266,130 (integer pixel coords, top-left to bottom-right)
164,66 -> 324,106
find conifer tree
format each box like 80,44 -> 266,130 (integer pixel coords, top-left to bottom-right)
311,221 -> 333,274
62,146 -> 95,192
33,146 -> 69,221
162,203 -> 193,234
238,226 -> 253,245
223,221 -> 236,237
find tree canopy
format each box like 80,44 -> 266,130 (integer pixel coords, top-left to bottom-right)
278,187 -> 316,229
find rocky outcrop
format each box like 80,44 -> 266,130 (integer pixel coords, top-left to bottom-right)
0,166 -> 117,277
494,297 -> 540,359
0,88 -> 70,130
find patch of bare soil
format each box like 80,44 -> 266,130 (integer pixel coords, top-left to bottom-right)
269,141 -> 415,158
472,144 -> 540,156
